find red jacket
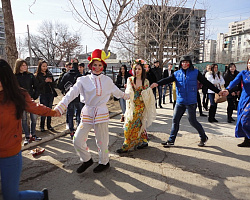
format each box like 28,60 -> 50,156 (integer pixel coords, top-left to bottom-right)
0,90 -> 57,158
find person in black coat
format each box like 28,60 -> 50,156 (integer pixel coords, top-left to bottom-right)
35,60 -> 58,132
163,63 -> 174,103
115,65 -> 131,122
14,59 -> 40,145
223,63 -> 241,123
152,61 -> 163,108
59,62 -> 81,138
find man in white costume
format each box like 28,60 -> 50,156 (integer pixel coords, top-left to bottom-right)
55,49 -> 129,173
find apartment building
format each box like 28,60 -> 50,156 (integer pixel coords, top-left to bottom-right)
204,39 -> 216,62
216,18 -> 250,63
134,5 -> 206,63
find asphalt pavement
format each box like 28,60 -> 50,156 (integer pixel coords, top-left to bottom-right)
4,98 -> 250,200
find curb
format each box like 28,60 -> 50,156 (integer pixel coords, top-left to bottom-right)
22,111 -> 122,151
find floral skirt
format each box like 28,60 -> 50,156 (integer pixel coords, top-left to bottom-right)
122,100 -> 148,151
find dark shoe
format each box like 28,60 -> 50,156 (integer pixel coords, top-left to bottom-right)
70,132 -> 75,139
159,105 -> 163,108
42,188 -> 49,200
120,116 -> 125,122
213,118 -> 218,122
40,128 -> 45,132
116,148 -> 128,154
48,127 -> 55,131
227,119 -> 232,123
161,140 -> 174,146
198,137 -> 208,147
93,162 -> 110,173
163,101 -> 165,104
76,158 -> 94,173
137,143 -> 148,149
200,113 -> 207,117
208,118 -> 213,123
170,101 -> 173,103
237,138 -> 250,147
230,117 -> 235,122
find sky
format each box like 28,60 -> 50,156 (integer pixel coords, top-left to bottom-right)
4,0 -> 250,58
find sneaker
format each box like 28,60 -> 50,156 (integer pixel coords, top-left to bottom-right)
23,138 -> 30,146
42,188 -> 49,200
30,135 -> 42,142
161,140 -> 174,146
198,137 -> 208,147
93,162 -> 110,173
200,113 -> 207,117
76,158 -> 94,173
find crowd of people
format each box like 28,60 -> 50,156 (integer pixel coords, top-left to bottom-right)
1,50 -> 250,199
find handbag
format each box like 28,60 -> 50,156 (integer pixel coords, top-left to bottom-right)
214,93 -> 227,103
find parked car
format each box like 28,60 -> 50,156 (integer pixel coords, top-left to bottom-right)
28,66 -> 63,81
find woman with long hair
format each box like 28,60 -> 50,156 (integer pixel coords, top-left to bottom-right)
206,64 -> 225,123
0,59 -> 58,200
115,65 -> 131,122
116,59 -> 156,153
224,58 -> 250,147
14,59 -> 41,145
35,60 -> 57,132
223,63 -> 241,123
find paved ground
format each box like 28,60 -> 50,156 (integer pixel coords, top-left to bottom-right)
1,94 -> 250,200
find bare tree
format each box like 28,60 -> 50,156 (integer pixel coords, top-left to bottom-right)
1,0 -> 18,69
113,0 -> 206,66
68,0 -> 138,52
29,21 -> 82,66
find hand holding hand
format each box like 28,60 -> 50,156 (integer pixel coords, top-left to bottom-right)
220,90 -> 229,97
123,93 -> 130,100
150,83 -> 158,88
54,109 -> 61,117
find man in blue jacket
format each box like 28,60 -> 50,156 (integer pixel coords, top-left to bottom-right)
153,56 -> 224,147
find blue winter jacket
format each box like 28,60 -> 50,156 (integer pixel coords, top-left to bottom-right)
175,68 -> 198,105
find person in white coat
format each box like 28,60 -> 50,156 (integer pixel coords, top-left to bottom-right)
55,49 -> 129,173
206,64 -> 225,122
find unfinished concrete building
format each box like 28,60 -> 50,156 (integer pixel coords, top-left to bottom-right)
134,5 -> 206,64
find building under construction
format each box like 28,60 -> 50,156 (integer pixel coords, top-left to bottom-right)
134,5 -> 206,64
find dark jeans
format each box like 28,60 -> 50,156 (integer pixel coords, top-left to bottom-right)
0,151 -> 44,200
163,83 -> 173,103
227,97 -> 237,119
202,87 -> 209,109
67,101 -> 82,132
168,103 -> 207,143
153,85 -> 162,106
197,91 -> 202,115
39,93 -> 54,129
208,93 -> 217,107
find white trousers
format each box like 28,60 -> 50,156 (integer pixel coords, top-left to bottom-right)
73,122 -> 109,165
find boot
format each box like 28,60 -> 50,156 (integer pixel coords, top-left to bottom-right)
237,137 -> 250,147
76,158 -> 94,173
227,108 -> 233,123
208,107 -> 213,123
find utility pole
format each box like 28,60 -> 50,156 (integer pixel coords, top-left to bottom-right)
27,25 -> 33,66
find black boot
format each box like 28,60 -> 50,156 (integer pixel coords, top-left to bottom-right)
237,137 -> 250,147
227,108 -> 233,123
208,107 -> 213,123
76,158 -> 93,173
93,162 -> 110,173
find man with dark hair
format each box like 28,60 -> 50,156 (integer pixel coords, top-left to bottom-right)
152,60 -> 163,108
153,56 -> 225,147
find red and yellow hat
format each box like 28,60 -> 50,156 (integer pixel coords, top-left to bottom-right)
87,49 -> 110,69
